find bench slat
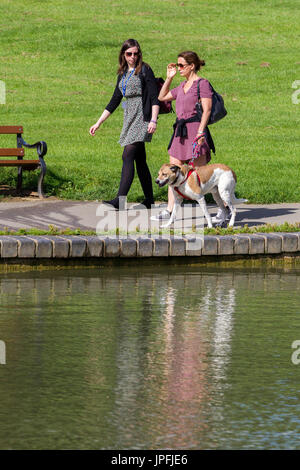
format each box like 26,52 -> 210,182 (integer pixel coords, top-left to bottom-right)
0,148 -> 25,156
0,160 -> 39,167
0,126 -> 23,134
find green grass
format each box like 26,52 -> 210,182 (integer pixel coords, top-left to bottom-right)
1,222 -> 299,237
0,0 -> 299,203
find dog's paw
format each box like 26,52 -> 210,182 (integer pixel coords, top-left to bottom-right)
214,221 -> 227,228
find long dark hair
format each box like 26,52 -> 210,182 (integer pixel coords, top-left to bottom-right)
117,39 -> 143,75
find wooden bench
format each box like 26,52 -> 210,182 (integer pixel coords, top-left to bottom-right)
0,126 -> 47,198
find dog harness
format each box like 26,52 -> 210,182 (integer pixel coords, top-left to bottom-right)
174,169 -> 201,200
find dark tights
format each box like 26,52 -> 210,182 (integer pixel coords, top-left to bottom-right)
107,142 -> 154,208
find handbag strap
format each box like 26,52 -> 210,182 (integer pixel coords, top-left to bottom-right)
197,78 -> 201,102
197,78 -> 216,101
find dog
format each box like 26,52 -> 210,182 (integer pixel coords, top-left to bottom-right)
155,162 -> 248,228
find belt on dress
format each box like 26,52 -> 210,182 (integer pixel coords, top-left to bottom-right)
167,116 -> 215,154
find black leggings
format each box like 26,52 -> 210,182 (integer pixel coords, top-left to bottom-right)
110,142 -> 154,206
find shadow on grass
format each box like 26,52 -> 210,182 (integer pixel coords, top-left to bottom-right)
0,168 -> 73,199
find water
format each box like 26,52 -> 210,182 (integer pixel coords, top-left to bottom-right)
0,263 -> 300,449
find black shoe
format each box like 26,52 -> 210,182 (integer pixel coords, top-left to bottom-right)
133,199 -> 154,210
102,199 -> 119,210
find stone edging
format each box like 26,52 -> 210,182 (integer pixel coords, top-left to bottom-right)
0,233 -> 299,259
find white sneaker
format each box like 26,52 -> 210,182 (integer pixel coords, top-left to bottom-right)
151,209 -> 171,221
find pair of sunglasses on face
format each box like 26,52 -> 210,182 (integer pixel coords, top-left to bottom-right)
125,51 -> 139,57
124,53 -> 189,69
176,63 -> 190,69
169,63 -> 190,69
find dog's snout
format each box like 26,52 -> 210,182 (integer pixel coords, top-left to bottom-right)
155,178 -> 159,184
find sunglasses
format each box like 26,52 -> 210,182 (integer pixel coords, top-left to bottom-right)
177,63 -> 189,69
125,51 -> 139,57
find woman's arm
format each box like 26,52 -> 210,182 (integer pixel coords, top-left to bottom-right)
105,78 -> 123,114
143,65 -> 160,107
89,109 -> 111,136
147,104 -> 160,133
89,76 -> 122,136
158,63 -> 177,101
142,64 -> 160,133
196,97 -> 212,136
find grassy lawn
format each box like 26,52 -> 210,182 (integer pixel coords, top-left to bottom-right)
1,222 -> 299,237
0,0 -> 299,203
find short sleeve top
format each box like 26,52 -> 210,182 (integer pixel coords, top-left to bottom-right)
170,78 -> 213,120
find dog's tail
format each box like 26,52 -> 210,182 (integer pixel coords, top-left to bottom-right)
231,196 -> 248,205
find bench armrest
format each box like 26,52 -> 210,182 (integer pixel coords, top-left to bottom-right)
18,136 -> 47,159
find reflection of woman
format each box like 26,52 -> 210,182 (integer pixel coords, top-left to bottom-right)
153,51 -> 216,222
89,39 -> 159,209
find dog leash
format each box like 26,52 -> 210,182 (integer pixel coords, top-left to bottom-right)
173,134 -> 205,199
190,134 -> 205,167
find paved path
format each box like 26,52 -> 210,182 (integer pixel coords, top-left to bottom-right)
0,199 -> 300,232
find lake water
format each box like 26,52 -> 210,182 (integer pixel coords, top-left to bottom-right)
0,263 -> 299,450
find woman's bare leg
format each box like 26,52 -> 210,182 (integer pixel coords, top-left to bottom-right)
192,154 -> 208,168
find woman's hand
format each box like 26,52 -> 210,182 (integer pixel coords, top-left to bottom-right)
89,122 -> 100,136
167,63 -> 177,79
193,132 -> 205,145
147,120 -> 157,134
158,63 -> 176,101
89,111 -> 111,136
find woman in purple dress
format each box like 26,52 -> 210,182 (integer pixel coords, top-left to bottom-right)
153,51 -> 218,222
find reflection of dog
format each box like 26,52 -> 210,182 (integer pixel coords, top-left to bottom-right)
155,162 -> 248,228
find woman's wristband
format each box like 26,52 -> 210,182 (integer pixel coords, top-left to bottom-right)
150,120 -> 157,124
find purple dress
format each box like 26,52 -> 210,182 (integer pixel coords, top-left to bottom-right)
168,78 -> 213,161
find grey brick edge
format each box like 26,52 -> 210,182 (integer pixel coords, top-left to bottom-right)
0,233 -> 299,259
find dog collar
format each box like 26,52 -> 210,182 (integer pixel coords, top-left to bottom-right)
172,174 -> 180,186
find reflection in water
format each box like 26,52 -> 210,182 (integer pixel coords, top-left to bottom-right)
143,277 -> 236,449
0,266 -> 299,449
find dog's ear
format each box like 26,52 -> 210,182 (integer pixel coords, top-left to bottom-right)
170,165 -> 180,173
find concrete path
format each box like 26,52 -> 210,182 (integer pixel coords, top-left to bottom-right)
0,198 -> 300,232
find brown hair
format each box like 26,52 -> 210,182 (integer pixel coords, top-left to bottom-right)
177,51 -> 205,72
117,39 -> 143,75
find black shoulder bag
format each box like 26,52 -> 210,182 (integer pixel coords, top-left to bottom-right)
141,64 -> 173,115
195,79 -> 227,125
